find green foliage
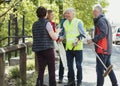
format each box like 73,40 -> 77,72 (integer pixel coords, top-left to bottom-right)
14,72 -> 37,86
0,0 -> 109,47
67,0 -> 109,29
26,59 -> 35,71
9,66 -> 20,78
26,72 -> 37,86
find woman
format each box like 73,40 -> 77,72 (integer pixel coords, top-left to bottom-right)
47,10 -> 56,32
32,6 -> 61,86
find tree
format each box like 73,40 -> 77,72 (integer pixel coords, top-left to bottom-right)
65,0 -> 109,29
0,0 -> 109,47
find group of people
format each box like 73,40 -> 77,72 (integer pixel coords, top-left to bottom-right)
32,5 -> 118,86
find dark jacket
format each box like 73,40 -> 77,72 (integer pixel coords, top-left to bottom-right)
92,14 -> 112,54
59,18 -> 66,36
32,18 -> 54,52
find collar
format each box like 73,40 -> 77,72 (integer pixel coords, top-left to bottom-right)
94,14 -> 104,24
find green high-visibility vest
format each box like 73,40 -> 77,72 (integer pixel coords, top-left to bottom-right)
63,18 -> 83,50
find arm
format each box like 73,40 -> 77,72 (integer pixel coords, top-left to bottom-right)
46,22 -> 60,41
92,19 -> 108,42
59,19 -> 66,36
58,20 -> 66,41
77,21 -> 86,40
78,21 -> 85,35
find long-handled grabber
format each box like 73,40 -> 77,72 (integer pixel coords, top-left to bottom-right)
72,34 -> 86,50
91,43 -> 113,77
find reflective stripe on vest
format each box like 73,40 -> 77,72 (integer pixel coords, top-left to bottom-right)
64,18 -> 83,50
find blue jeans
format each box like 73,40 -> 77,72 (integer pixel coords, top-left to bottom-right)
66,50 -> 83,83
96,54 -> 118,86
59,58 -> 64,80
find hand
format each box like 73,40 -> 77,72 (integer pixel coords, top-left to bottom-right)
73,42 -> 78,46
73,38 -> 79,46
56,28 -> 62,33
57,36 -> 64,42
87,39 -> 93,44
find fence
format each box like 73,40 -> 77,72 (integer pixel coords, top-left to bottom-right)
0,42 -> 33,86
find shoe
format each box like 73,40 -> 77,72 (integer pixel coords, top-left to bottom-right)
43,85 -> 47,86
77,82 -> 82,86
36,79 -> 47,86
58,79 -> 63,84
64,81 -> 75,86
49,80 -> 56,86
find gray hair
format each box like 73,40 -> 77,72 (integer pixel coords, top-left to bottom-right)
93,4 -> 103,13
63,8 -> 76,15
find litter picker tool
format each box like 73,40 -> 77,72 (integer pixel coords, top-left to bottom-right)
72,34 -> 86,50
90,42 -> 113,77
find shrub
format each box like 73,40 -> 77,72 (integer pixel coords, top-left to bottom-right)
26,60 -> 35,71
9,66 -> 20,79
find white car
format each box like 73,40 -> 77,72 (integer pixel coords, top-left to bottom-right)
113,27 -> 120,44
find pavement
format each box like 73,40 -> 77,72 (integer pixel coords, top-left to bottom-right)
44,44 -> 120,86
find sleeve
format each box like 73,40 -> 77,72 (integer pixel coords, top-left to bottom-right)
46,22 -> 54,32
59,20 -> 65,36
92,19 -> 108,42
78,21 -> 85,35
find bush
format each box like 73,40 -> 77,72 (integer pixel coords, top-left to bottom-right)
26,60 -> 35,71
27,72 -> 37,86
9,66 -> 20,79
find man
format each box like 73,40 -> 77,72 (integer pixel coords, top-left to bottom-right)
63,8 -> 85,86
87,5 -> 118,86
32,6 -> 61,86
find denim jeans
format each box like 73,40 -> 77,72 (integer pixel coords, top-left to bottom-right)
66,50 -> 83,83
59,58 -> 64,80
96,54 -> 118,86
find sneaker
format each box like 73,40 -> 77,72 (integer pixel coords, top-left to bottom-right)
58,79 -> 63,84
77,82 -> 82,86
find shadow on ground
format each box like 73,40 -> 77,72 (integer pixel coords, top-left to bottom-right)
82,82 -> 96,86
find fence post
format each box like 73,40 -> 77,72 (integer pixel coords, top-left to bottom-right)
20,48 -> 26,84
0,54 -> 5,86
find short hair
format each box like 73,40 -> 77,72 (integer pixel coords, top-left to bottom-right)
64,8 -> 76,15
36,6 -> 47,18
47,10 -> 53,14
93,4 -> 103,13
63,10 -> 67,15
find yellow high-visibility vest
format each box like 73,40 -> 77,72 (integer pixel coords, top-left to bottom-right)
63,18 -> 83,50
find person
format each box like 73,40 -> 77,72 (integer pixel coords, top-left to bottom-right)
47,10 -> 56,32
58,10 -> 68,84
62,8 -> 86,86
87,5 -> 118,86
32,6 -> 61,86
47,9 -> 61,54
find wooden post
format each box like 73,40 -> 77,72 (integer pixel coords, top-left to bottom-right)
0,54 -> 5,86
20,48 -> 26,84
35,53 -> 39,73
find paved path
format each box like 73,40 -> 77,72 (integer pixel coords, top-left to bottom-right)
44,44 -> 120,86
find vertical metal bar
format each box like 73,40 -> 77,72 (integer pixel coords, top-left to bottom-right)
22,15 -> 25,43
14,16 -> 18,57
8,20 -> 10,46
8,20 -> 11,65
